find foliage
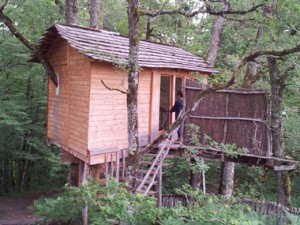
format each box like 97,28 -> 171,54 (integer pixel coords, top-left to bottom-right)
185,123 -> 248,159
285,210 -> 300,225
163,184 -> 260,225
162,157 -> 190,194
34,179 -> 158,225
0,0 -> 67,195
0,0 -> 299,213
234,165 -> 277,200
34,179 -> 282,225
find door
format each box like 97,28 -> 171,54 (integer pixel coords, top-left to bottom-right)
159,76 -> 183,131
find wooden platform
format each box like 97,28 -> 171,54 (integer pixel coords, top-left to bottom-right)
155,142 -> 297,170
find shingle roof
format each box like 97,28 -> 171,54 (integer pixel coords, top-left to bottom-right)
33,24 -> 215,73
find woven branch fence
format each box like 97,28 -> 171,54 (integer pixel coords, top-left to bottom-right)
184,80 -> 271,158
162,195 -> 300,223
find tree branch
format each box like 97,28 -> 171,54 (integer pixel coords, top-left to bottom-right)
206,0 -> 229,66
282,64 -> 296,82
140,3 -> 264,18
223,15 -> 256,23
101,79 -> 129,94
0,5 -> 36,51
0,4 -> 58,86
0,0 -> 8,12
54,0 -> 65,17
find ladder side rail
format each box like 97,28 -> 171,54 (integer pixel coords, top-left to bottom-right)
144,144 -> 171,194
136,141 -> 169,191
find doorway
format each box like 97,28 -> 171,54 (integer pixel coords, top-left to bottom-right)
159,76 -> 182,131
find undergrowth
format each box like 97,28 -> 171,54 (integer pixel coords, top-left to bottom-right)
32,179 -> 300,225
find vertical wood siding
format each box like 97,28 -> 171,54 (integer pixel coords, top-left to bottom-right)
47,40 -> 91,161
47,40 -> 191,165
88,62 -> 151,159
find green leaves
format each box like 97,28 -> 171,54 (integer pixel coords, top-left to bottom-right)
33,178 -> 159,225
34,179 -> 279,225
0,0 -> 66,194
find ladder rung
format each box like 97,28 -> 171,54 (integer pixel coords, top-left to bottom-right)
147,190 -> 157,196
142,154 -> 175,159
138,169 -> 164,174
137,178 -> 158,185
140,161 -> 170,167
136,190 -> 157,196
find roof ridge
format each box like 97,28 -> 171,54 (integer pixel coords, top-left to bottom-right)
33,24 -> 216,73
55,23 -> 184,50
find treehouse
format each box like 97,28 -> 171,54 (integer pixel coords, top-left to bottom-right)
33,24 -> 295,203
32,24 -> 215,181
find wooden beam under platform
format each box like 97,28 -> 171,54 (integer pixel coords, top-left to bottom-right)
157,143 -> 298,170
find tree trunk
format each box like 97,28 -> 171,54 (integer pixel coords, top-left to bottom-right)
81,162 -> 90,225
3,159 -> 11,194
218,162 -> 234,197
209,0 -> 236,197
268,57 -> 291,207
189,162 -> 202,190
242,62 -> 260,88
88,0 -> 104,30
65,0 -> 78,25
202,0 -> 236,196
145,16 -> 152,40
126,0 -> 140,192
206,1 -> 228,66
242,22 -> 264,88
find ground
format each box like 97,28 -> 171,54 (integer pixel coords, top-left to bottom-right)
0,192 -> 52,225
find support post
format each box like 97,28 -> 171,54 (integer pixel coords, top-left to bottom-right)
82,162 -> 90,225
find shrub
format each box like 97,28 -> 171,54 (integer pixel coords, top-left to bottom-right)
33,179 -> 290,225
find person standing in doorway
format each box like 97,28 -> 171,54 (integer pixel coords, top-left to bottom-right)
170,91 -> 184,141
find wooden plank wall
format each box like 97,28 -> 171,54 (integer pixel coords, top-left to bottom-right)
47,39 -> 68,150
67,47 -> 91,159
47,39 -> 91,161
88,63 -> 152,163
88,62 -> 128,155
46,40 -> 193,165
138,68 -> 152,146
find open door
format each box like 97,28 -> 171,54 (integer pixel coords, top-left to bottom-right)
159,76 -> 183,132
150,71 -> 183,142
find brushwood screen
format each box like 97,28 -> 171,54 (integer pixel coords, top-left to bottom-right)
184,80 -> 270,157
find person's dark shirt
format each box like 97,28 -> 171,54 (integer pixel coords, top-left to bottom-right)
170,98 -> 183,118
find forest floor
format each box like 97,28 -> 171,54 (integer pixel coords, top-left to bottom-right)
0,192 -> 54,225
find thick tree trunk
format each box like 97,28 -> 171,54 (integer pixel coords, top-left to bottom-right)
3,159 -> 11,193
242,61 -> 259,88
189,159 -> 202,190
126,0 -> 140,192
212,0 -> 236,197
65,0 -> 78,25
19,134 -> 32,192
202,0 -> 237,196
268,57 -> 290,207
242,24 -> 264,88
88,0 -> 104,30
206,0 -> 228,66
145,16 -> 151,40
206,16 -> 225,66
218,162 -> 234,197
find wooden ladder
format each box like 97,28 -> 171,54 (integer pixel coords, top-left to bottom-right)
136,139 -> 173,204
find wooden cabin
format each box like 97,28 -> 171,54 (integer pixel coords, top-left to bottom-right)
33,24 -> 296,203
32,24 -> 215,182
